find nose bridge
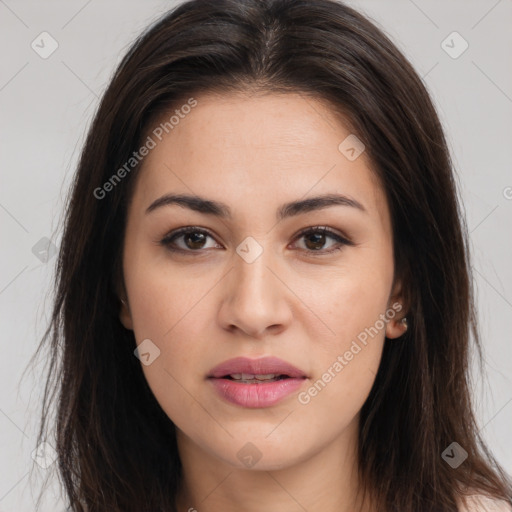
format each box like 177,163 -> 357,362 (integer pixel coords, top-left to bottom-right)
233,236 -> 275,303
220,235 -> 290,337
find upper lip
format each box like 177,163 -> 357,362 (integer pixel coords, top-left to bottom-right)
208,356 -> 307,379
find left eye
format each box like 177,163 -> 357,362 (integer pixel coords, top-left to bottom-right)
160,226 -> 352,254
293,226 -> 352,253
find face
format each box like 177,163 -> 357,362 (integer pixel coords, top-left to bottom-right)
120,92 -> 406,472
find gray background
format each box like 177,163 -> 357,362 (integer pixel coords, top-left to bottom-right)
0,0 -> 511,510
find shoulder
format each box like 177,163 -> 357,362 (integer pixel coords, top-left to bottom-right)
457,493 -> 512,512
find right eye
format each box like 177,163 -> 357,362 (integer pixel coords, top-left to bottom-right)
160,226 -> 222,253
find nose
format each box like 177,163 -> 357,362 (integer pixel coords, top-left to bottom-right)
218,245 -> 293,339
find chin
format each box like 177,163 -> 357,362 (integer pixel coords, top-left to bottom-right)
203,433 -> 315,472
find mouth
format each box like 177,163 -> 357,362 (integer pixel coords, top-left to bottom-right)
207,356 -> 307,408
208,355 -> 307,380
221,373 -> 291,383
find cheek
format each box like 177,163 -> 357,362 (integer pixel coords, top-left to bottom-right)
129,293 -> 208,437
297,290 -> 387,432
299,254 -> 392,416
312,255 -> 393,349
124,240 -> 209,339
124,255 -> 216,425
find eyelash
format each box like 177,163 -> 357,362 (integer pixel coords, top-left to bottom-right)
159,226 -> 353,256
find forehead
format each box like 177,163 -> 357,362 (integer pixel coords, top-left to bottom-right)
132,92 -> 387,222
150,91 -> 355,168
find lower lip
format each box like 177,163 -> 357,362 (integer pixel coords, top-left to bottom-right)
208,377 -> 305,408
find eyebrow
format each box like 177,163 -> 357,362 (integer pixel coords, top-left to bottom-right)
145,192 -> 366,220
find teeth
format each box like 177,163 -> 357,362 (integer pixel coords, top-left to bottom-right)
229,373 -> 281,381
255,374 -> 277,380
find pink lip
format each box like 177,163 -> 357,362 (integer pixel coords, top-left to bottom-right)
207,356 -> 307,408
208,356 -> 307,379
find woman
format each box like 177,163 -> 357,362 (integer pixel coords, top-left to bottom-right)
33,0 -> 512,510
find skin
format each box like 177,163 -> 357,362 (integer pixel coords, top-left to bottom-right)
119,91 -> 408,512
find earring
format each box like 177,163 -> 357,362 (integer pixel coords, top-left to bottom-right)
401,317 -> 408,331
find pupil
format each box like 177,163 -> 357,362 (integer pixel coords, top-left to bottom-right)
185,232 -> 205,249
305,233 -> 325,250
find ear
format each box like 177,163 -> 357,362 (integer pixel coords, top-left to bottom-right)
119,295 -> 134,330
385,278 -> 408,339
113,260 -> 133,330
117,281 -> 133,331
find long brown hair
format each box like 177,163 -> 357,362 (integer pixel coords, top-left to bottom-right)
30,0 -> 512,510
